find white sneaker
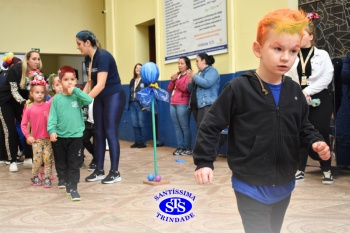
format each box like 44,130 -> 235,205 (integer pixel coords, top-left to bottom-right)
23,159 -> 33,166
9,162 -> 18,172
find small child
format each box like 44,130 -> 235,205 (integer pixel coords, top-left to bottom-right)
47,73 -> 64,188
47,73 -> 62,98
48,66 -> 92,201
193,9 -> 331,233
82,99 -> 96,171
21,74 -> 54,188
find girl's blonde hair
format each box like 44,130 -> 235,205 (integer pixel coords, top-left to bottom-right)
20,51 -> 42,89
47,73 -> 59,97
304,22 -> 316,46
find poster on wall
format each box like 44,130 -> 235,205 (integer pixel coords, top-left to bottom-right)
164,0 -> 228,63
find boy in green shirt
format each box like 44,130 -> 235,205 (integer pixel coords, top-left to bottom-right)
48,65 -> 92,201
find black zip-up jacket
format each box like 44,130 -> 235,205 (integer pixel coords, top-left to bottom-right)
0,63 -> 29,106
193,71 -> 324,186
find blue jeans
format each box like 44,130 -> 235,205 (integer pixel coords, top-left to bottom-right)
170,104 -> 191,148
130,101 -> 148,144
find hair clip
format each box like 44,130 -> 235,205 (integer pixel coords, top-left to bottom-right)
307,12 -> 319,21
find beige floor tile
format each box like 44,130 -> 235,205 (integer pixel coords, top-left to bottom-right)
0,140 -> 349,233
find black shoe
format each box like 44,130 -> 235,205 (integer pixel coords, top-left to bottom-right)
85,169 -> 105,182
180,148 -> 193,155
137,143 -> 147,148
65,183 -> 71,195
58,179 -> 65,189
173,148 -> 183,156
88,162 -> 96,171
70,190 -> 81,201
130,142 -> 140,148
101,170 -> 122,184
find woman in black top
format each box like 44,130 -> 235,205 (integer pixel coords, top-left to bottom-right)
0,51 -> 41,172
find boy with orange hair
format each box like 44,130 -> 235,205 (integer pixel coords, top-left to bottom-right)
193,9 -> 330,232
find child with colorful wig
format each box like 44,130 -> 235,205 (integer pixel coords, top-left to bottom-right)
21,73 -> 54,188
48,65 -> 92,201
193,8 -> 331,232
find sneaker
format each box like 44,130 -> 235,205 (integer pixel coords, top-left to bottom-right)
31,176 -> 42,186
295,170 -> 305,182
85,169 -> 105,182
58,179 -> 65,189
9,162 -> 18,172
88,162 -> 96,171
70,190 -> 81,201
180,148 -> 192,155
65,183 -> 71,195
322,170 -> 334,185
137,143 -> 147,148
6,160 -> 23,165
130,142 -> 140,148
101,170 -> 122,184
43,177 -> 52,188
173,148 -> 183,156
0,160 -> 7,164
23,159 -> 32,167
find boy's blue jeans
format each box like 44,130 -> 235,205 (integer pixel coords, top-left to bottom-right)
129,101 -> 148,144
170,104 -> 191,148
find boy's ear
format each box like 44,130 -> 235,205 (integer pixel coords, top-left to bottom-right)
252,41 -> 262,58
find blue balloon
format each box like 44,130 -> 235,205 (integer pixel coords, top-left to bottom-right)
140,62 -> 159,85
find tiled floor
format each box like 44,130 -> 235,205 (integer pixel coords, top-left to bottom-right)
0,140 -> 349,233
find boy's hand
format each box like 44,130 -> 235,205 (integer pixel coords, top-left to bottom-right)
312,141 -> 331,160
67,85 -> 74,95
26,136 -> 35,145
50,133 -> 57,142
195,167 -> 213,184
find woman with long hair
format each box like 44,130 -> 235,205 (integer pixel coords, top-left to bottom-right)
76,30 -> 126,184
0,51 -> 41,172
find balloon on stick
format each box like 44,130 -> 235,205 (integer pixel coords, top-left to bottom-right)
137,62 -> 169,180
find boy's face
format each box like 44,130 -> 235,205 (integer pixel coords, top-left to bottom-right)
253,30 -> 301,78
59,72 -> 77,92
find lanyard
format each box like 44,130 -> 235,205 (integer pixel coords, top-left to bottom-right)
299,46 -> 314,76
88,49 -> 96,82
133,78 -> 141,98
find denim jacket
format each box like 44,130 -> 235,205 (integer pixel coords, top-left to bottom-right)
188,66 -> 220,108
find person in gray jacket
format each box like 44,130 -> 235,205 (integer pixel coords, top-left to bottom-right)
187,53 -> 220,129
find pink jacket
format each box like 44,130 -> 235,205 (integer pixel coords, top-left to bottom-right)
167,74 -> 190,105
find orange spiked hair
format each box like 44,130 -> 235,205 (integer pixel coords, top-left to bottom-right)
256,8 -> 309,46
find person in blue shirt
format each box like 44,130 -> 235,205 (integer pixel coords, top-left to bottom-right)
187,53 -> 220,129
193,9 -> 331,233
76,30 -> 126,184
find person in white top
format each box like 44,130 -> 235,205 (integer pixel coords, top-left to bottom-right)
285,16 -> 334,184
